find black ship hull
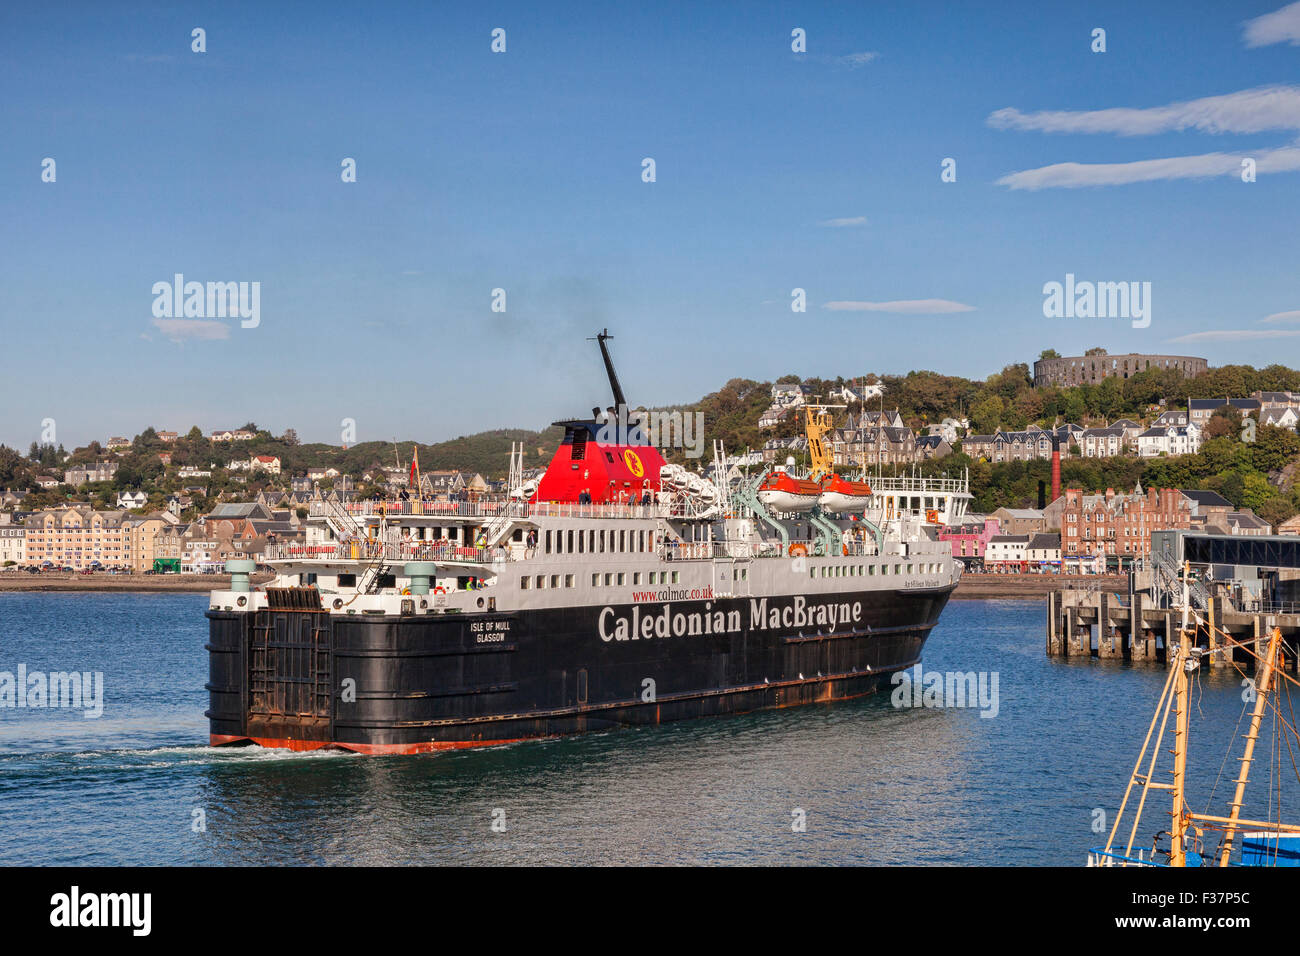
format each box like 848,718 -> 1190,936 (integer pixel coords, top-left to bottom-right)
206,585 -> 955,754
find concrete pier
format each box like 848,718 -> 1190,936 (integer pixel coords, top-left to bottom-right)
1048,586 -> 1298,672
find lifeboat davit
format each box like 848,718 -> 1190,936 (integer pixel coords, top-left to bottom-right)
818,473 -> 873,513
756,470 -> 822,513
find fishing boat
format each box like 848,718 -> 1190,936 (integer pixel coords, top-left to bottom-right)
1088,565 -> 1300,866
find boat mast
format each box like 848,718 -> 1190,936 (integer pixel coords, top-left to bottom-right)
1217,625 -> 1284,865
1168,563 -> 1193,866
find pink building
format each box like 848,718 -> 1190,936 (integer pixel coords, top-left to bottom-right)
939,517 -> 1000,567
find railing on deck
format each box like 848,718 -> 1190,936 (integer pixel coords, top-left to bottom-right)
263,541 -> 513,564
657,539 -> 881,561
309,498 -> 680,521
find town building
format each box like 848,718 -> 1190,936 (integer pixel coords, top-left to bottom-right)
1136,423 -> 1201,457
1188,398 -> 1261,427
1259,406 -> 1300,429
64,461 -> 119,487
1151,410 -> 1188,427
1079,426 -> 1127,458
0,526 -> 26,565
1033,352 -> 1207,388
23,508 -> 131,570
985,534 -> 1030,570
1058,485 -> 1193,570
991,507 -> 1048,536
1179,490 -> 1271,535
117,490 -> 149,509
1026,533 -> 1062,570
939,516 -> 1000,568
1276,514 -> 1300,536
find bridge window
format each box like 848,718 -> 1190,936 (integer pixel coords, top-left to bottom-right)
521,576 -> 531,589
567,530 -> 574,553
633,572 -> 641,585
617,572 -> 625,585
545,530 -> 552,554
550,575 -> 560,589
536,575 -> 546,589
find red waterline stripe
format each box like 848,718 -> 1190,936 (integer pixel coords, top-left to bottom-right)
209,733 -> 534,755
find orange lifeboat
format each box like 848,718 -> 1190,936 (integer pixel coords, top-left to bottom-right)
756,470 -> 822,513
818,473 -> 873,513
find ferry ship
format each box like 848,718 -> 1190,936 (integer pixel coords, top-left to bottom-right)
206,333 -> 965,753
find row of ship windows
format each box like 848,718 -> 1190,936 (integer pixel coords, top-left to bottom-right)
811,562 -> 942,578
520,569 -> 681,590
543,527 -> 654,556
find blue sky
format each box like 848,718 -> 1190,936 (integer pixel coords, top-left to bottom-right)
2,0 -> 1298,449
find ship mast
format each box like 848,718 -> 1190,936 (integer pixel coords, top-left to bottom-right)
592,328 -> 627,410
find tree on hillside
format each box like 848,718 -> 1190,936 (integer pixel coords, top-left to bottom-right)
1204,406 -> 1242,441
1250,425 -> 1300,473
1038,349 -> 1061,360
970,395 -> 1004,434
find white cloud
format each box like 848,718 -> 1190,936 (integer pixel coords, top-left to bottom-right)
1169,329 -> 1300,343
988,85 -> 1300,136
152,318 -> 230,341
1244,1 -> 1300,48
1262,309 -> 1300,323
824,299 -> 976,314
837,51 -> 879,67
818,216 -> 867,227
996,143 -> 1300,189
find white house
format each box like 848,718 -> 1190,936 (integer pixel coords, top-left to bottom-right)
771,383 -> 810,407
0,526 -> 26,565
985,534 -> 1029,567
117,490 -> 149,509
1260,406 -> 1299,429
1137,423 -> 1201,458
249,455 -> 281,476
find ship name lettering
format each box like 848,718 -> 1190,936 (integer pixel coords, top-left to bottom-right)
749,597 -> 862,632
599,603 -> 738,643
